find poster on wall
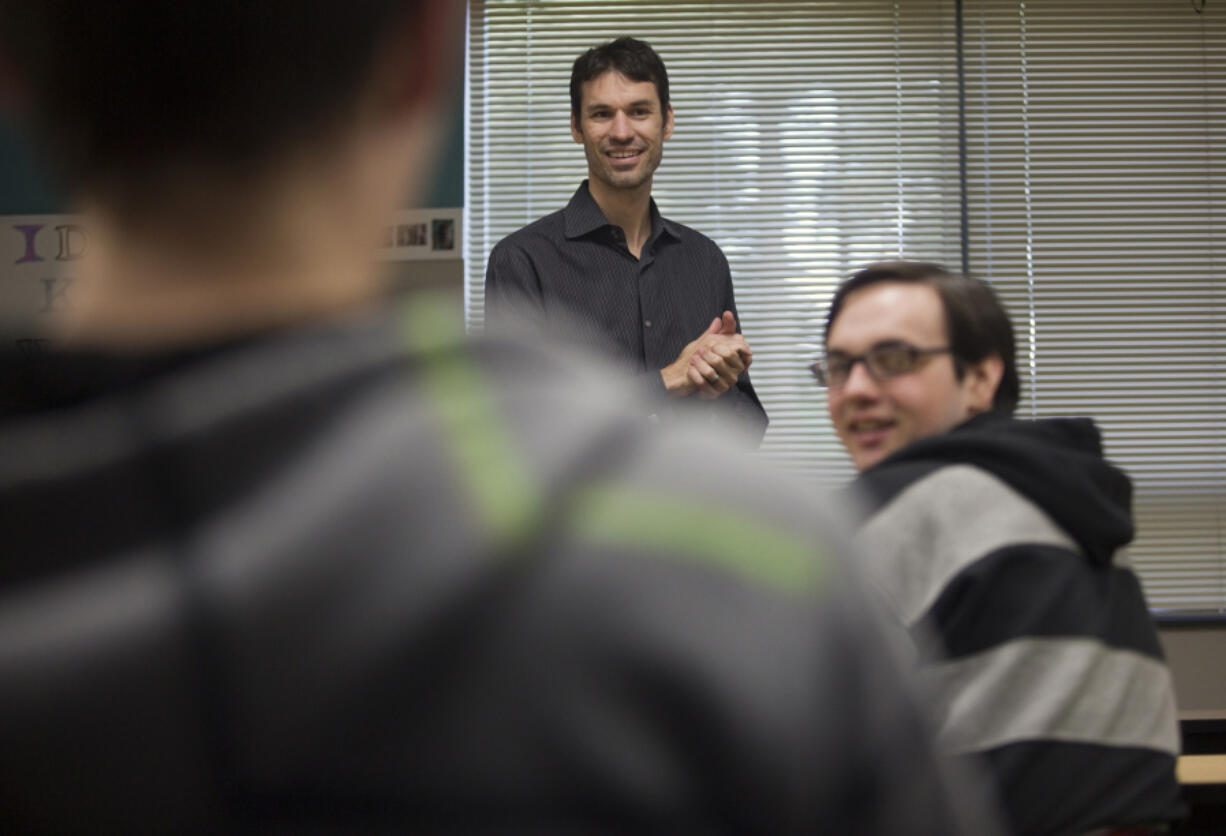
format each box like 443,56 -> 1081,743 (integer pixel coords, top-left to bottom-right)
0,215 -> 84,350
2,208 -> 462,348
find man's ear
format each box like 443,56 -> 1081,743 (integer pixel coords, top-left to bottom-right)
663,105 -> 674,140
571,111 -> 583,143
0,45 -> 29,113
964,353 -> 1005,414
375,0 -> 462,117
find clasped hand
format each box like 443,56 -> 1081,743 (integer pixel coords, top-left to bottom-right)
661,311 -> 753,400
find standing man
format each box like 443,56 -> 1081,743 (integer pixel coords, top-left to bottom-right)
0,4 -> 994,832
485,37 -> 768,445
816,260 -> 1184,835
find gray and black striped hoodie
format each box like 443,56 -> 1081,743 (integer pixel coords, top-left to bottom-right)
850,412 -> 1184,836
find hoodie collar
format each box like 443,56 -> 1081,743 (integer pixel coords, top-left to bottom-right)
863,412 -> 1133,565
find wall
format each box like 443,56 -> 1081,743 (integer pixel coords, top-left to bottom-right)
1160,626 -> 1226,717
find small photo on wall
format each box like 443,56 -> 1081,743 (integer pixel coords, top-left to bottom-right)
397,223 -> 427,246
373,208 -> 459,262
432,218 -> 455,251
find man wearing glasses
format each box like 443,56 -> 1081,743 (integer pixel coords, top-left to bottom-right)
816,261 -> 1183,836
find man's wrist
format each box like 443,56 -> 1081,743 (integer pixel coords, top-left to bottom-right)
661,362 -> 693,396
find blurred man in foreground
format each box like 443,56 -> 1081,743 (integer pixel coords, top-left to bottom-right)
818,260 -> 1183,835
0,5 -> 990,832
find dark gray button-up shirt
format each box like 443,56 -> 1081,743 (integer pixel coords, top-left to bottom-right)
484,181 -> 768,444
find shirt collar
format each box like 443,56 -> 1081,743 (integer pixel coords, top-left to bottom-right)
563,180 -> 682,243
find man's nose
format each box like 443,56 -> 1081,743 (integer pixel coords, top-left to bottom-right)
840,358 -> 880,398
609,111 -> 633,141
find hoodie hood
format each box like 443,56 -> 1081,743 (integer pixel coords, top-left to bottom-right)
855,412 -> 1133,566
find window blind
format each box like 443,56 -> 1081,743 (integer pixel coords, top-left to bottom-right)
466,0 -> 1225,614
962,0 -> 1225,614
466,0 -> 962,489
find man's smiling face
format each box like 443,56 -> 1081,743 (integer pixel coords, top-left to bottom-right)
571,70 -> 673,193
825,281 -> 994,471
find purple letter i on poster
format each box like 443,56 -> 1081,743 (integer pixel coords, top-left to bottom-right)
13,224 -> 45,264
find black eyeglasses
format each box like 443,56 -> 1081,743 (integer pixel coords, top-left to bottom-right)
811,341 -> 953,388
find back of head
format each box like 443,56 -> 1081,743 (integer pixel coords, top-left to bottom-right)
0,0 -> 421,213
825,260 -> 1020,414
570,36 -> 670,117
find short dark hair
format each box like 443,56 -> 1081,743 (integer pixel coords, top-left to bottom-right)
824,261 -> 1021,414
0,1 -> 421,202
570,37 -> 670,120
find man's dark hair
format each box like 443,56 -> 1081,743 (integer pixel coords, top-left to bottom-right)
824,260 -> 1021,414
570,36 -> 669,119
0,0 -> 420,202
